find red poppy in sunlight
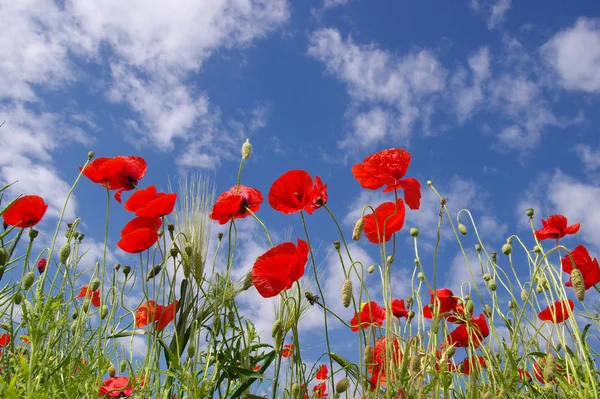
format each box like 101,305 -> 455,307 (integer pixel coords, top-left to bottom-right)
135,300 -> 178,331
313,382 -> 328,398
117,216 -> 162,254
538,299 -> 574,324
2,195 -> 48,228
561,245 -> 600,290
268,170 -> 328,214
374,336 -> 401,368
80,156 -> 147,203
459,356 -> 486,375
315,364 -> 328,380
351,148 -> 422,210
444,314 -> 489,349
120,216 -> 162,237
209,185 -> 264,224
391,299 -> 409,319
446,300 -> 474,324
350,302 -> 386,332
251,239 -> 309,298
282,344 -> 294,358
124,186 -> 177,218
99,376 -> 133,397
37,258 -> 47,274
362,199 -> 406,244
75,285 -> 101,307
534,214 -> 580,241
80,157 -> 124,185
0,333 -> 10,348
422,288 -> 459,320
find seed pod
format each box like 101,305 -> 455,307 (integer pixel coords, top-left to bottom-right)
333,240 -> 340,250
100,305 -> 109,320
122,266 -> 131,276
406,296 -> 413,304
187,344 -> 196,358
170,247 -> 179,258
108,363 -> 116,378
483,304 -> 492,318
14,291 -> 22,305
22,272 -> 35,290
241,138 -> 252,160
335,378 -> 349,393
0,248 -> 7,266
90,278 -> 101,292
368,265 -> 375,274
78,233 -> 85,242
341,280 -> 352,308
526,208 -> 534,218
488,280 -> 497,291
410,228 -> 419,238
352,217 -> 364,241
146,264 -> 162,281
483,273 -> 491,282
475,243 -> 482,253
114,263 -> 121,271
363,345 -> 373,366
458,223 -> 467,235
418,272 -> 425,280
59,243 -> 71,264
29,229 -> 39,240
502,243 -> 512,256
543,353 -> 556,382
571,269 -> 585,301
119,360 -> 127,373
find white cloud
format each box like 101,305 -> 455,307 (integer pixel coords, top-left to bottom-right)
338,108 -> 388,150
574,143 -> 600,173
451,47 -> 490,122
323,0 -> 350,9
542,18 -> 600,93
470,0 -> 512,29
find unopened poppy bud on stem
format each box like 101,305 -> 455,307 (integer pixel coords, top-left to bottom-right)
386,255 -> 394,265
108,363 -> 116,378
119,360 -> 127,373
336,378 -> 349,393
82,299 -> 91,313
520,289 -> 528,301
170,247 -> 179,258
410,227 -> 419,238
571,269 -> 585,301
122,266 -> 131,276
242,272 -> 253,291
368,265 -> 375,274
488,280 -> 497,291
458,223 -> 467,235
418,272 -> 425,280
59,243 -> 71,265
502,243 -> 512,256
475,244 -> 482,253
543,353 -> 556,382
14,291 -> 22,305
87,151 -> 94,159
341,280 -> 352,308
352,217 -> 364,241
333,240 -> 340,250
29,229 -> 38,240
23,272 -> 35,290
526,208 -> 534,218
100,305 -> 109,320
146,264 -> 162,281
483,304 -> 492,317
90,278 -> 100,292
241,138 -> 252,160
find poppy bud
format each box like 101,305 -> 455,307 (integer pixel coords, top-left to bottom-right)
409,356 -> 421,375
464,294 -> 471,300
407,296 -> 413,304
72,311 -> 78,320
502,243 -> 512,256
520,289 -> 528,301
90,278 -> 100,292
241,138 -> 252,160
59,243 -> 71,265
488,280 -> 497,291
539,277 -> 549,289
78,233 -> 84,242
410,227 -> 419,238
218,232 -> 223,240
70,321 -> 78,335
168,224 -> 175,233
335,378 -> 349,393
352,217 -> 364,241
29,229 -> 39,240
533,245 -> 541,254
386,255 -> 394,266
526,208 -> 534,218
509,299 -> 517,310
187,344 -> 196,358
543,353 -> 556,382
491,252 -> 497,262
108,363 -> 116,378
483,273 -> 491,282
37,258 -> 47,274
430,322 -> 439,334
536,284 -> 543,294
341,280 -> 352,308
475,244 -> 482,253
170,247 -> 179,258
14,291 -> 22,305
407,310 -> 415,321
483,304 -> 492,318
73,232 -> 80,240
0,248 -> 7,266
273,331 -> 283,353
114,263 -> 120,271
418,272 -> 425,280
146,264 -> 162,280
458,223 -> 467,235
465,299 -> 474,315
271,319 -> 283,339
333,240 -> 340,250
23,272 -> 35,290
414,257 -> 419,265
100,305 -> 109,320
363,345 -> 373,366
228,311 -> 235,327
368,265 -> 375,274
570,269 -> 585,301
122,266 -> 131,276
330,353 -> 351,369
291,383 -> 300,399
82,298 -> 90,313
88,151 -> 95,159
119,360 -> 127,373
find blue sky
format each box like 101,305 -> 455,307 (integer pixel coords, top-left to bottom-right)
2,0 -> 600,394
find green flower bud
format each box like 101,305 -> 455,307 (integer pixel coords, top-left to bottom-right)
335,378 -> 349,393
22,272 -> 35,290
72,311 -> 78,320
526,208 -> 534,218
368,265 -> 375,274
465,299 -> 475,314
333,240 -> 340,250
418,272 -> 425,280
291,383 -> 300,399
483,273 -> 491,282
483,304 -> 492,318
71,321 -> 78,335
543,353 -> 556,382
119,360 -> 127,373
536,284 -> 544,294
406,296 -> 413,304
108,363 -> 116,378
168,224 -> 175,233
29,229 -> 39,240
90,278 -> 100,292
386,255 -> 394,265
0,248 -> 7,266
341,280 -> 352,308
352,217 -> 364,241
14,291 -> 22,305
241,138 -> 252,160
170,247 -> 179,258
114,263 -> 121,271
184,242 -> 193,256
59,243 -> 71,265
100,305 -> 109,320
409,356 -> 421,376
475,244 -> 482,253
502,243 -> 512,256
488,280 -> 497,291
271,319 -> 283,339
533,245 -> 541,253
187,344 -> 196,358
410,227 -> 419,238
78,233 -> 85,242
363,345 -> 373,366
521,289 -> 528,301
458,223 -> 467,235
242,272 -> 253,291
122,266 -> 131,276
571,269 -> 585,301
88,151 -> 95,159
491,252 -> 497,262
146,264 -> 162,281
407,310 -> 415,321
82,298 -> 91,313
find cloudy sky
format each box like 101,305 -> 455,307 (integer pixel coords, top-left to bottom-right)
2,0 -> 600,391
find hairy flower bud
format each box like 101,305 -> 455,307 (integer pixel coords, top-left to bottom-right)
570,269 -> 585,301
271,319 -> 283,339
187,344 -> 196,359
521,289 -> 528,301
341,280 -> 352,308
23,272 -> 35,290
458,223 -> 467,235
543,353 -> 556,382
72,311 -> 78,320
100,305 -> 109,320
483,304 -> 492,318
502,243 -> 512,256
170,247 -> 179,258
241,138 -> 252,160
488,280 -> 497,291
119,360 -> 127,373
352,217 -> 364,241
108,363 -> 116,378
364,345 -> 373,366
526,208 -> 534,218
335,378 -> 349,393
90,278 -> 100,292
58,243 -> 70,265
410,227 -> 419,238
14,291 -> 22,305
82,298 -> 91,313
407,310 -> 415,321
146,264 -> 162,281
88,151 -> 95,159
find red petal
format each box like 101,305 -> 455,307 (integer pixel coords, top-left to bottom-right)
363,199 -> 406,244
117,228 -> 159,253
268,170 -> 314,214
124,186 -> 157,213
396,177 -> 421,210
136,193 -> 177,218
538,299 -> 574,323
2,195 -> 48,228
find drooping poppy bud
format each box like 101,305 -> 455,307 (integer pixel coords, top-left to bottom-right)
101,305 -> 109,320
22,272 -> 35,290
341,280 -> 352,308
90,278 -> 100,292
502,243 -> 512,256
458,224 -> 467,235
571,269 -> 585,301
352,217 -> 364,241
59,243 -> 71,265
336,378 -> 349,393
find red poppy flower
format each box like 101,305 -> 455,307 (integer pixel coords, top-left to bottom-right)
315,364 -> 328,380
534,214 -> 580,241
561,245 -> 600,290
446,300 -> 474,324
282,344 -> 294,358
538,299 -> 574,324
80,156 -> 147,203
118,216 -> 162,254
268,170 -> 328,214
99,376 -> 133,397
391,299 -> 409,319
80,157 -> 124,186
444,314 -> 489,349
313,382 -> 328,398
423,288 -> 459,319
2,195 -> 48,228
374,336 -> 401,368
350,302 -> 386,332
124,186 -> 177,218
251,239 -> 309,298
459,356 -> 486,375
517,368 -> 532,381
0,333 -> 10,348
135,300 -> 178,331
37,258 -> 47,274
351,148 -> 422,210
363,199 -> 406,244
76,285 -> 101,307
209,185 -> 264,224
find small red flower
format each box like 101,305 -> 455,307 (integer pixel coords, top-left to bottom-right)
99,376 -> 133,397
268,170 -> 328,214
538,299 -> 574,324
362,199 -> 406,244
0,333 -> 10,348
135,300 -> 178,331
124,186 -> 177,218
351,148 -> 422,209
282,344 -> 294,358
2,195 -> 48,228
422,288 -> 459,319
37,258 -> 47,274
459,356 -> 486,375
209,185 -> 263,224
117,216 -> 162,254
80,156 -> 147,203
251,239 -> 309,298
350,302 -> 386,332
444,314 -> 489,349
315,364 -> 328,380
76,285 -> 101,307
313,382 -> 328,398
391,299 -> 409,319
534,214 -> 580,241
21,334 -> 30,343
561,245 -> 600,290
252,365 -> 261,371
